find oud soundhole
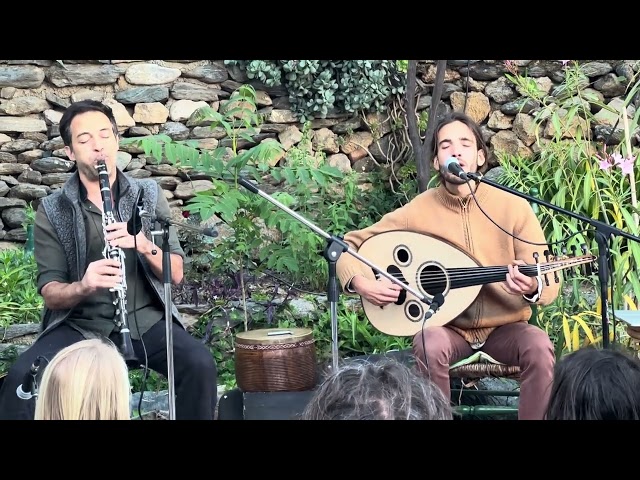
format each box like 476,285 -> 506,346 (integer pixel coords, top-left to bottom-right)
417,263 -> 448,297
405,301 -> 423,322
393,245 -> 411,267
386,265 -> 407,305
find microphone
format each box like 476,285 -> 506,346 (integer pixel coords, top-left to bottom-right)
445,157 -> 470,181
16,357 -> 44,400
423,293 -> 445,321
127,187 -> 145,235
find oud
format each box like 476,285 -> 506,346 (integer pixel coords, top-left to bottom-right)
356,230 -> 596,337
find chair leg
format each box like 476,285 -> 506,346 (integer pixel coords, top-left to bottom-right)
453,404 -> 519,418
450,377 -> 520,419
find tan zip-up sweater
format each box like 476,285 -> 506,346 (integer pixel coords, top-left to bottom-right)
336,182 -> 561,345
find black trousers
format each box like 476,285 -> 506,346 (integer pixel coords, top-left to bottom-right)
0,320 -> 218,420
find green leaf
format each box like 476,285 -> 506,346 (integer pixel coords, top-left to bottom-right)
582,168 -> 592,211
277,255 -> 299,272
309,169 -> 328,187
553,167 -> 562,189
282,167 -> 297,185
297,167 -> 311,185
271,169 -> 283,182
272,191 -> 296,207
253,141 -> 285,165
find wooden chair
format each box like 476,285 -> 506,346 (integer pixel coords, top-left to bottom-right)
448,305 -> 539,419
449,350 -> 521,418
450,351 -> 521,381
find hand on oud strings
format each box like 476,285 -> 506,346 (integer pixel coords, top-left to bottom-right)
504,260 -> 537,296
352,275 -> 403,307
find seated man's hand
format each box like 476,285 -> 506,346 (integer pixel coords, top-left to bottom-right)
351,275 -> 402,307
504,260 -> 537,296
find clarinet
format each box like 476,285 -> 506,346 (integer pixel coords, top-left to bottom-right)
95,159 -> 139,367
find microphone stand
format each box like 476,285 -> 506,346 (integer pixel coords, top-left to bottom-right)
236,177 -> 437,371
16,355 -> 47,401
140,212 -> 218,420
466,171 -> 640,349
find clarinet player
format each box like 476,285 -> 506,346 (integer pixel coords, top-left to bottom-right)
0,100 -> 218,420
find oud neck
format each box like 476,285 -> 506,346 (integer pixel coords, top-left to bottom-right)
449,265 -> 544,290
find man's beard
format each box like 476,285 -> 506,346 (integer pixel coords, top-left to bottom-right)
78,161 -> 99,182
439,165 -> 467,185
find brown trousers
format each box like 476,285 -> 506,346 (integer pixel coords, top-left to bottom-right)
412,322 -> 555,420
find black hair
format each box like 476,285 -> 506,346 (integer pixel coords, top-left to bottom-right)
59,100 -> 119,148
545,346 -> 640,420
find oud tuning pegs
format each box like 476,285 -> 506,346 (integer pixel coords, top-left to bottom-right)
552,250 -> 560,283
547,248 -> 561,283
558,247 -> 573,279
553,246 -> 573,283
580,244 -> 591,275
541,250 -> 550,286
533,252 -> 548,286
567,245 -> 579,278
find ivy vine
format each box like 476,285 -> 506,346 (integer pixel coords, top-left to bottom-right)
224,60 -> 407,123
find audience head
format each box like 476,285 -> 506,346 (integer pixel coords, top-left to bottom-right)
301,356 -> 453,420
35,337 -> 131,420
545,345 -> 640,420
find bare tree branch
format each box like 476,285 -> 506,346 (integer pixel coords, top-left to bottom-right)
405,61 -> 424,191
422,60 -> 448,190
405,60 -> 448,192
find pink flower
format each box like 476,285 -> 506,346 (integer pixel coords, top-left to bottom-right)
595,147 -> 613,170
612,152 -> 624,165
599,158 -> 613,170
595,148 -> 636,176
618,156 -> 636,176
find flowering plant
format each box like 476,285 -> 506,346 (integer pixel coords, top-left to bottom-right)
499,60 -> 640,352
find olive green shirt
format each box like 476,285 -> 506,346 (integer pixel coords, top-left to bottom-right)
35,176 -> 185,340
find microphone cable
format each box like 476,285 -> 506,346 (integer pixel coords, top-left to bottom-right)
463,176 -> 593,249
464,174 -> 612,309
416,292 -> 445,389
462,173 -> 616,343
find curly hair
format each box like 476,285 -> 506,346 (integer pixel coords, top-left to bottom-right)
300,356 -> 452,420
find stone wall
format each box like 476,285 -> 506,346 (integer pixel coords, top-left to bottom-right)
0,59 -> 637,248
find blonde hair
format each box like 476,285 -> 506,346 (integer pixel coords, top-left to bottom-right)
34,338 -> 131,420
